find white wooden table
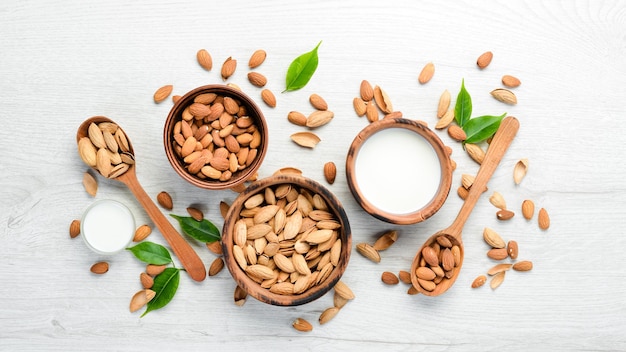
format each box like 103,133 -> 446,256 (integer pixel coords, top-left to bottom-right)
2,1 -> 625,350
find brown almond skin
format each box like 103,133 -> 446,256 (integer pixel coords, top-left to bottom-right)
477,51 -> 493,69
487,248 -> 508,260
507,240 -> 519,259
69,219 -> 81,238
381,271 -> 399,285
90,261 -> 109,274
157,191 -> 173,210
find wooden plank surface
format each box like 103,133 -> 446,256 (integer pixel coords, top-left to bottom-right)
1,0 -> 625,350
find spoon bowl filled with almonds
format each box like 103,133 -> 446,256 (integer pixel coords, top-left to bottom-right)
221,174 -> 352,306
163,84 -> 268,190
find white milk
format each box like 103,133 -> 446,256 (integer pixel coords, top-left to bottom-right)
81,199 -> 135,255
354,128 -> 442,214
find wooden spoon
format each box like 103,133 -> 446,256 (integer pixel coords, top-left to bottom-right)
410,116 -> 519,296
77,116 -> 206,282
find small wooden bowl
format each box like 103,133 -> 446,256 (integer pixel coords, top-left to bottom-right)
221,174 -> 352,306
163,85 -> 268,190
346,118 -> 453,225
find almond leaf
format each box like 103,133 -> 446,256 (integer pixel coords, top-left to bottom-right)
284,41 -> 322,92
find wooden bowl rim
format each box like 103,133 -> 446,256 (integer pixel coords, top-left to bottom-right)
221,174 -> 352,306
163,84 -> 268,190
345,118 -> 453,225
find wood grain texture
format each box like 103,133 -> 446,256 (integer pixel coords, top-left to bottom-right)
1,0 -> 626,350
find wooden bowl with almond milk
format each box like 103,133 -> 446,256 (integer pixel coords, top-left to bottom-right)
346,118 -> 453,225
221,174 -> 352,306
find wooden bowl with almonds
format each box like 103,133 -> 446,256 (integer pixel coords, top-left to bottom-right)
163,84 -> 268,190
221,174 -> 352,306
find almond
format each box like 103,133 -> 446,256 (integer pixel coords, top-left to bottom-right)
319,307 -> 340,325
373,85 -> 393,114
360,80 -> 374,101
465,143 -> 485,164
457,185 -> 469,200
219,201 -> 230,219
208,257 -> 225,276
522,199 -> 535,220
514,158 -> 529,184
234,285 -> 247,306
441,248 -> 455,271
248,49 -> 266,68
502,75 -> 521,88
365,101 -> 379,122
133,224 -> 152,242
69,219 -> 81,238
82,171 -> 98,197
415,267 -> 436,281
290,131 -> 321,149
221,56 -> 237,81
497,209 -> 515,221
489,191 -> 507,210
461,174 -> 475,190
421,246 -> 439,267
90,261 -> 109,274
381,271 -> 399,285
146,264 -> 166,276
130,289 -> 156,312
334,292 -> 349,308
477,51 -> 493,69
292,318 -> 313,332
356,242 -> 380,263
156,191 -> 173,210
140,272 -> 154,289
471,275 -> 487,288
247,72 -> 267,87
437,89 -> 450,118
418,62 -> 435,84
490,271 -> 505,289
306,110 -> 334,128
206,240 -> 223,255
153,84 -> 173,103
78,137 -> 97,167
435,109 -> 455,129
185,206 -> 203,221
487,248 -> 508,260
353,97 -> 367,116
373,230 -> 398,251
483,228 -> 505,249
512,260 -> 533,271
487,263 -> 513,276
447,125 -> 467,141
417,278 -> 436,292
261,89 -> 276,108
491,88 -> 518,105
196,49 -> 213,71
507,240 -> 519,259
538,208 -> 550,230
334,280 -> 355,300
398,270 -> 412,284
323,161 -> 337,184
287,111 -> 307,126
309,93 -> 328,111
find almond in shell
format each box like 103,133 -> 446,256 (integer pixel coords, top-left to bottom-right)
513,158 -> 529,184
290,132 -> 321,149
292,318 -> 313,332
418,62 -> 435,84
373,86 -> 393,114
306,110 -> 334,128
82,171 -> 98,197
130,289 -> 156,312
437,89 -> 450,118
491,88 -> 517,105
356,242 -> 380,263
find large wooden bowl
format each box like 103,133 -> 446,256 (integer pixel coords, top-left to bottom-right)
163,85 -> 268,190
221,174 -> 352,306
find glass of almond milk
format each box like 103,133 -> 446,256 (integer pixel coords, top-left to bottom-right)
80,199 -> 136,255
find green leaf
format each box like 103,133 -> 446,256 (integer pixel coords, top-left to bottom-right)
463,113 -> 507,144
170,214 -> 221,243
141,267 -> 180,317
284,41 -> 322,92
126,242 -> 173,265
454,79 -> 472,127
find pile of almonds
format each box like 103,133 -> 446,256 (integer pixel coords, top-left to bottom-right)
231,183 -> 343,296
78,121 -> 134,179
414,235 -> 462,292
169,93 -> 262,182
352,80 -> 403,122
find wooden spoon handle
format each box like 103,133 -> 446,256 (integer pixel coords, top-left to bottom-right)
123,175 -> 207,282
448,116 -> 520,237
